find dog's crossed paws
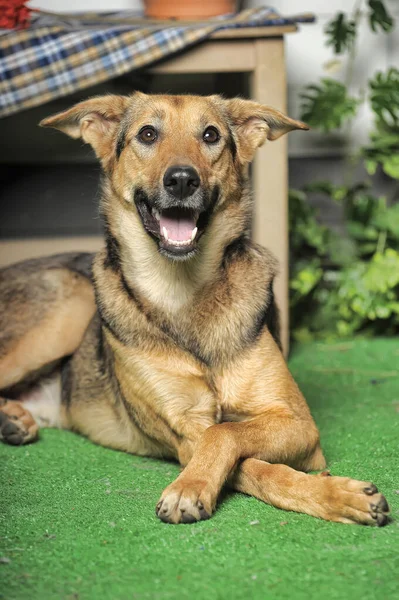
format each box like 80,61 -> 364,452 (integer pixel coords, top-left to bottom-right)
155,473 -> 391,526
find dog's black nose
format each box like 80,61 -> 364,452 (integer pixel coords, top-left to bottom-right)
163,166 -> 200,200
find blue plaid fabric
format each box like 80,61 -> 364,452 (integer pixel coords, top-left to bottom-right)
0,7 -> 313,118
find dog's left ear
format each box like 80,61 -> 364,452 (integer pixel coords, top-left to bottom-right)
39,95 -> 130,164
224,98 -> 309,163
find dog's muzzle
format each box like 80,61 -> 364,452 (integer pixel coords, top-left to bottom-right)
155,165 -> 201,252
134,165 -> 218,261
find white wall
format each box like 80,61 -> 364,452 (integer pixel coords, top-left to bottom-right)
31,0 -> 143,10
31,0 -> 399,157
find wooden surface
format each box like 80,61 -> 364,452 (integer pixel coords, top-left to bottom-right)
0,237 -> 103,268
151,40 -> 257,73
210,25 -> 297,39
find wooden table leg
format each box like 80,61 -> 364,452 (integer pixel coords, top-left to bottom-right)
249,37 -> 289,356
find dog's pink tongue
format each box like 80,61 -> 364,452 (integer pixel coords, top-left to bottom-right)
160,214 -> 196,241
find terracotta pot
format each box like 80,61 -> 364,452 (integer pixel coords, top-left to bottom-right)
144,0 -> 237,20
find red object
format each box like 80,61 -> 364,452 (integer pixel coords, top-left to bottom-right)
0,0 -> 33,30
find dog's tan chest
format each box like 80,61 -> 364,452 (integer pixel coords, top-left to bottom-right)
113,345 -> 221,453
113,339 -> 280,456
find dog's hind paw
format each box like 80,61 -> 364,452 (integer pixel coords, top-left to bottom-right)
0,400 -> 39,446
156,480 -> 213,524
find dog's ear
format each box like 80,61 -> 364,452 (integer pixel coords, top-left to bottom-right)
224,98 -> 309,163
40,95 -> 130,163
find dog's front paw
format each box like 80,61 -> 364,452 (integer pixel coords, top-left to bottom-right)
0,400 -> 39,446
156,479 -> 214,524
320,475 -> 390,526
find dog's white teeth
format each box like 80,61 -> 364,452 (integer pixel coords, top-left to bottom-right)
165,238 -> 193,247
172,241 -> 189,246
153,209 -> 160,221
162,226 -> 196,246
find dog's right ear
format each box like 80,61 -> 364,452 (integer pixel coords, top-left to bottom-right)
40,95 -> 130,164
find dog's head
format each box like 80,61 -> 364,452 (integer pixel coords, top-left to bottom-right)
41,93 -> 307,261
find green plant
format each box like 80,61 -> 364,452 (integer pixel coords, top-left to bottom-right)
300,79 -> 359,132
363,68 -> 399,178
325,12 -> 357,54
290,0 -> 398,341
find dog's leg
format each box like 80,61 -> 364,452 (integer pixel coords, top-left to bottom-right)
231,459 -> 390,527
0,264 -> 95,392
156,405 -> 389,525
0,258 -> 95,446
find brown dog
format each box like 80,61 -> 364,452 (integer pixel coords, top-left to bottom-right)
0,93 -> 390,526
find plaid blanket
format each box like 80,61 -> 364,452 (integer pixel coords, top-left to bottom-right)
0,7 -> 313,118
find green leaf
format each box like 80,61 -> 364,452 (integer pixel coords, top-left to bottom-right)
303,181 -> 336,196
300,79 -> 359,132
365,158 -> 377,175
288,188 -> 329,255
382,154 -> 399,178
373,202 -> 399,236
291,327 -> 316,343
368,0 -> 395,33
363,249 -> 399,292
325,13 -> 357,54
326,235 -> 358,266
375,305 -> 391,319
346,221 -> 379,241
345,191 -> 381,224
290,259 -> 323,306
367,133 -> 399,149
369,68 -> 399,129
358,242 -> 379,256
303,181 -> 355,203
362,124 -> 399,178
388,301 -> 399,315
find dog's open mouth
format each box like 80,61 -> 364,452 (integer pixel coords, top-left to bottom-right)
136,195 -> 212,258
157,207 -> 198,248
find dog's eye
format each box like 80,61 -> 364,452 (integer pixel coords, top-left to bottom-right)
203,126 -> 220,144
138,126 -> 157,144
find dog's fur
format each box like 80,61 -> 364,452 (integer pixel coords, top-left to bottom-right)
0,93 -> 389,526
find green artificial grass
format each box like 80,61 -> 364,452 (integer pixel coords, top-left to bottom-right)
1,339 -> 398,600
